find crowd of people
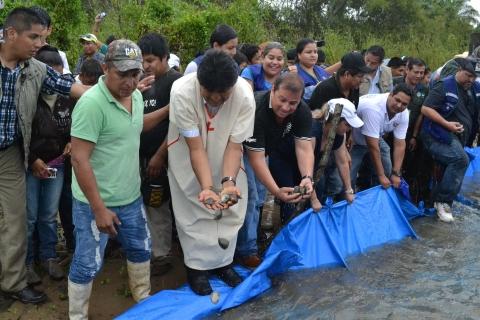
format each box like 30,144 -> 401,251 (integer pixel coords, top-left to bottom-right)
0,5 -> 479,320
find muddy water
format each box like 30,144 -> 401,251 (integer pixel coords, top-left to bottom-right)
216,175 -> 480,320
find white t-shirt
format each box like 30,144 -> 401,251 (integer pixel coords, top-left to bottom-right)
352,93 -> 409,146
183,60 -> 198,75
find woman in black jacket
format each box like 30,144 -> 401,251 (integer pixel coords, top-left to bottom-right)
25,46 -> 75,284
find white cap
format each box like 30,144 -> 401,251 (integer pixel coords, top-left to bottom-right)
327,98 -> 364,128
168,53 -> 180,69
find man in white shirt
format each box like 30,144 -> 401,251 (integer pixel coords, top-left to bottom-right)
350,83 -> 413,190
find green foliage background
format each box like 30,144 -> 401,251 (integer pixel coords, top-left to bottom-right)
1,0 -> 478,69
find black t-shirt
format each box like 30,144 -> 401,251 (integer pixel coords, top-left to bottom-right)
140,68 -> 182,157
394,77 -> 429,132
424,80 -> 477,145
309,74 -> 360,110
244,91 -> 312,157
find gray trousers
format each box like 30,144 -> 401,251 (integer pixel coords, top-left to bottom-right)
145,201 -> 172,258
0,144 -> 27,292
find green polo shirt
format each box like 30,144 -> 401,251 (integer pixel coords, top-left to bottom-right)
71,76 -> 143,206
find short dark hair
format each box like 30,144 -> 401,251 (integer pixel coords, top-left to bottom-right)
138,32 -> 169,59
392,83 -> 414,98
337,66 -> 363,77
4,7 -> 44,36
239,43 -> 259,64
105,35 -> 116,45
197,49 -> 238,92
80,59 -> 104,79
387,57 -> 406,68
286,48 -> 296,61
29,6 -> 51,28
365,45 -> 385,62
406,57 -> 426,70
209,24 -> 237,47
296,38 -> 315,56
273,72 -> 304,95
233,51 -> 248,66
36,45 -> 62,67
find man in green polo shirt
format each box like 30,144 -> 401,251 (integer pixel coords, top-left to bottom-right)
68,39 -> 165,320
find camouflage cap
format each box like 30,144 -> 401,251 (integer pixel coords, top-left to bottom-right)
79,33 -> 98,43
105,39 -> 143,72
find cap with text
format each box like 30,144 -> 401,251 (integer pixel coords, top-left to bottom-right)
105,39 -> 143,72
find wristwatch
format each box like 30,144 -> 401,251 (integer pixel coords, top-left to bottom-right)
221,176 -> 236,186
344,188 -> 354,195
391,170 -> 402,177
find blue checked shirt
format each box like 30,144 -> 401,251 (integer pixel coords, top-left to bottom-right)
0,63 -> 73,149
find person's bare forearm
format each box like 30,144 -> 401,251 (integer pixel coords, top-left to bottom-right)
366,137 -> 385,177
295,141 -> 314,178
335,146 -> 352,190
421,106 -> 450,129
222,141 -> 242,182
185,137 -> 214,190
412,114 -> 423,138
143,106 -> 169,132
393,139 -> 406,172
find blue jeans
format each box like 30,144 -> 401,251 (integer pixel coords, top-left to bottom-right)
421,132 -> 469,203
26,166 -> 64,264
68,197 -> 151,284
236,154 -> 264,257
350,138 -> 392,190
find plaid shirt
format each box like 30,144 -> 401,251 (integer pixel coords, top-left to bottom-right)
0,63 -> 73,149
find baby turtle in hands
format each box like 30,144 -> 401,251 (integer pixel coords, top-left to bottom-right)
219,193 -> 241,206
203,198 -> 216,206
290,186 -> 308,196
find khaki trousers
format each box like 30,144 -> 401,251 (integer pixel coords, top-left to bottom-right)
0,144 -> 27,292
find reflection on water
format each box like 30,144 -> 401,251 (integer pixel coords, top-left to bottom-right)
215,178 -> 480,320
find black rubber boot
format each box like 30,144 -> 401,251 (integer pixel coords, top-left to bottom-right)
212,264 -> 242,287
185,266 -> 212,296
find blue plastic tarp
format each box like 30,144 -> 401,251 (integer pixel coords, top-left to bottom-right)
465,147 -> 480,177
117,186 -> 419,320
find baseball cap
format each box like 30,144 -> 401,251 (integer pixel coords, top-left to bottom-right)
327,98 -> 364,128
105,39 -> 143,72
168,53 -> 180,69
79,33 -> 98,43
456,57 -> 476,76
341,52 -> 372,74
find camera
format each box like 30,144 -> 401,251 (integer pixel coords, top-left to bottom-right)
47,167 -> 57,179
316,40 -> 326,47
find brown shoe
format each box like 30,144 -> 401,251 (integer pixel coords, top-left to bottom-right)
237,255 -> 262,268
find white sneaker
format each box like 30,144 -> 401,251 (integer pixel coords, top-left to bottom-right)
434,202 -> 454,222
